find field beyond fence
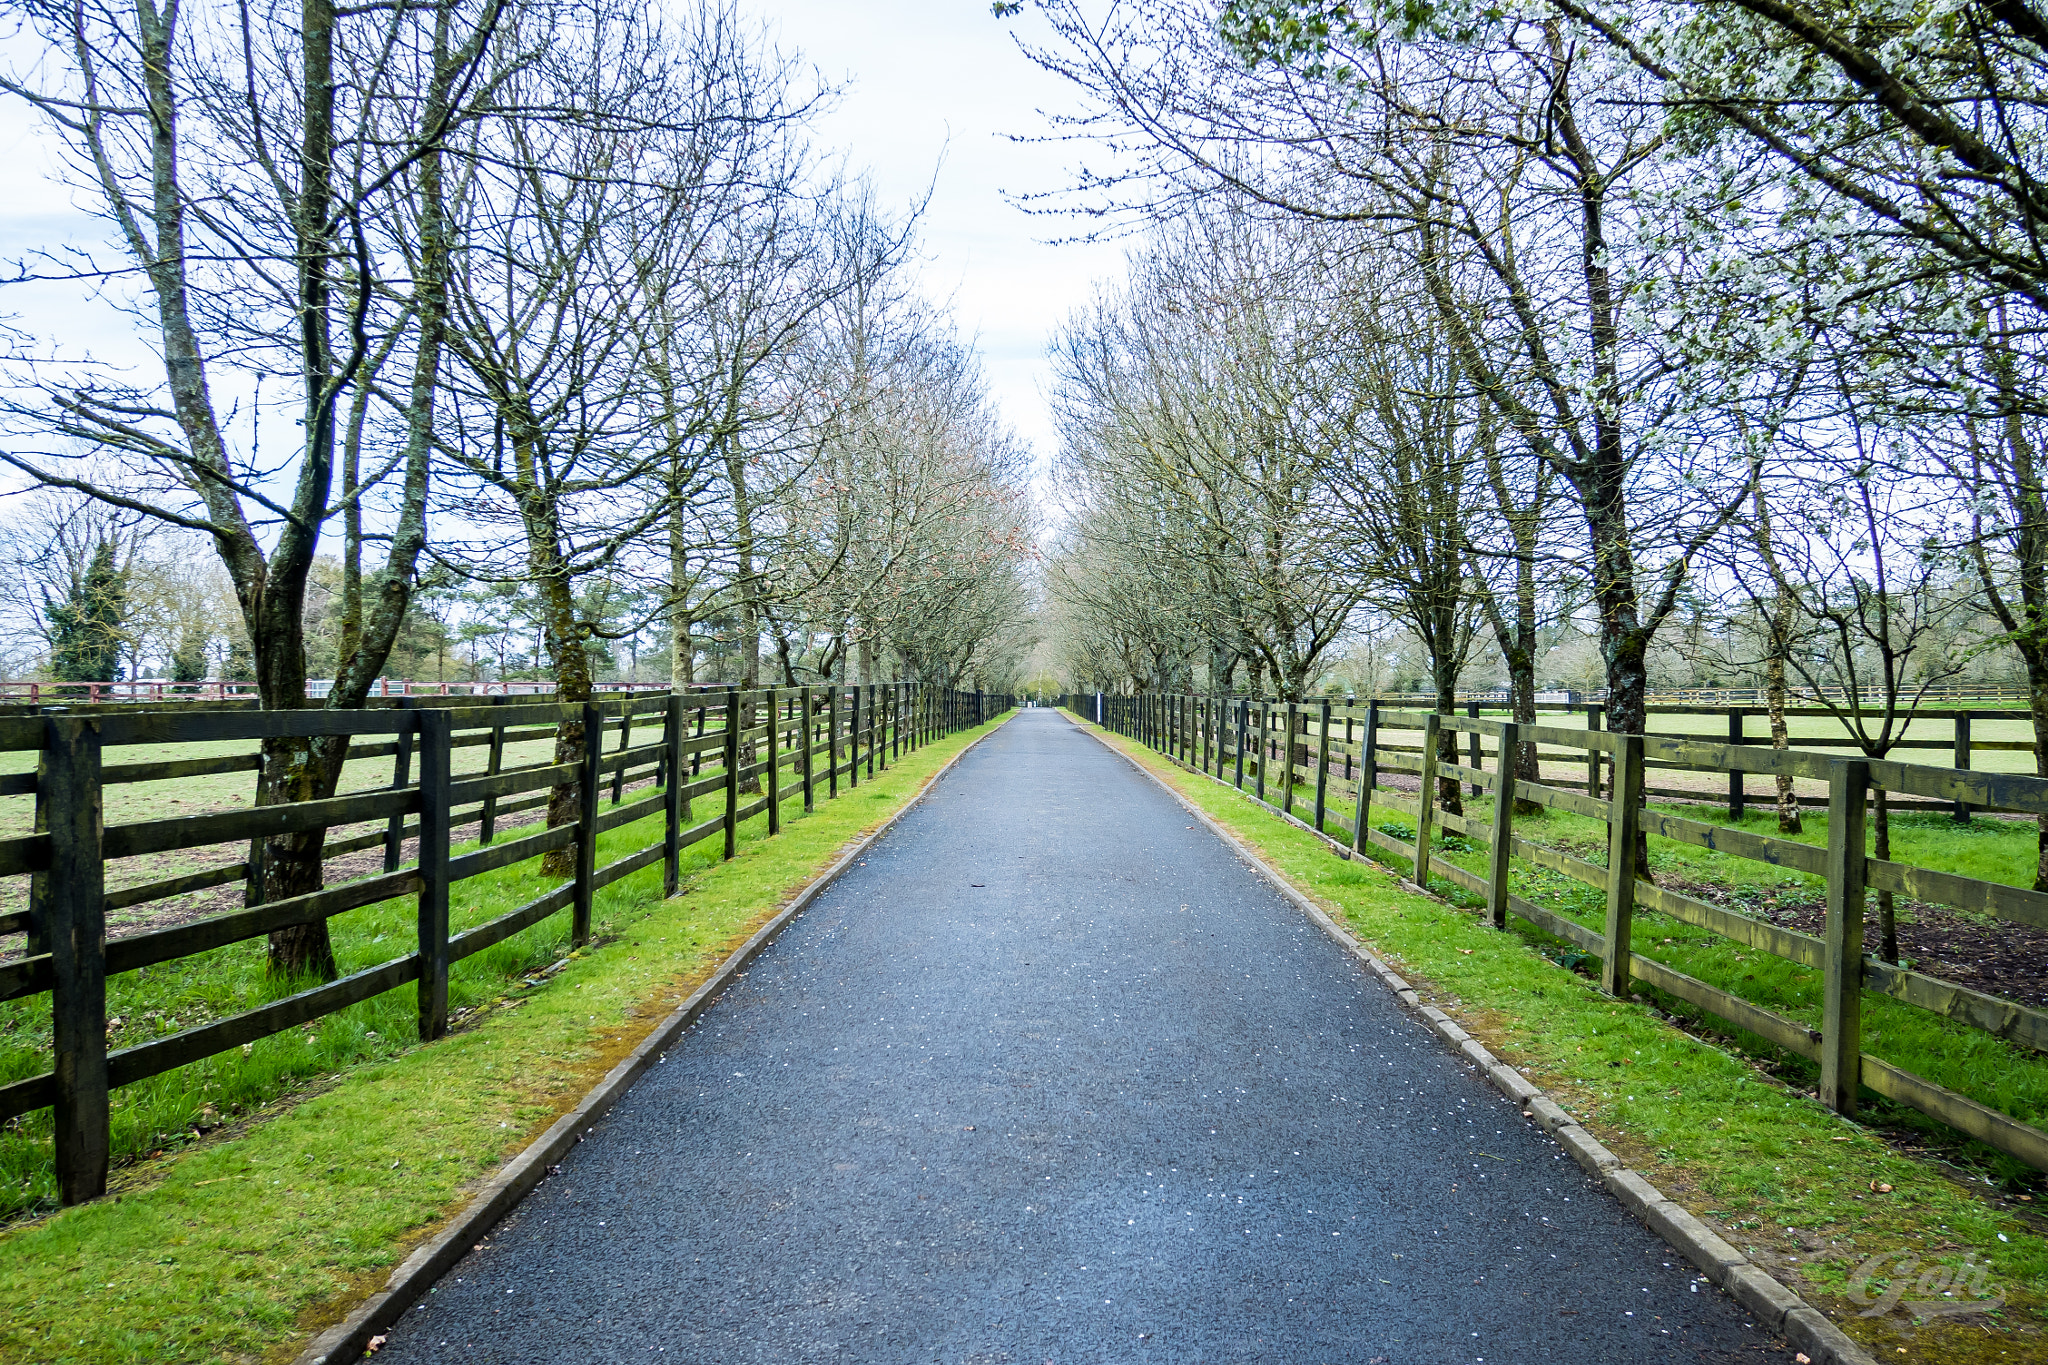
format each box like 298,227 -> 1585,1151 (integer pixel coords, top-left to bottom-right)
1,682 -> 1011,1211
1066,690 -> 2048,1178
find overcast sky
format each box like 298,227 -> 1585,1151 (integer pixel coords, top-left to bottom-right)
768,0 -> 1126,468
0,1 -> 1125,476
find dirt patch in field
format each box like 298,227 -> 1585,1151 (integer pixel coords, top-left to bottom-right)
1659,876 -> 2048,1010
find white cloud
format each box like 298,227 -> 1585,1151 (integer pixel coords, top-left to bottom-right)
765,0 -> 1124,470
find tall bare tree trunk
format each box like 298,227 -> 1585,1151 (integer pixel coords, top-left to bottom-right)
513,454 -> 595,877
1765,594 -> 1803,834
727,435 -> 761,793
1432,675 -> 1463,818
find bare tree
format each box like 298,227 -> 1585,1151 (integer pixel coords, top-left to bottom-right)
1019,0 -> 1770,750
1741,442 -> 1966,961
0,0 -> 510,975
1322,280 -> 1487,815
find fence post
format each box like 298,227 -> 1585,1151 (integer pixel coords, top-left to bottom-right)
850,685 -> 863,788
1254,701 -> 1268,801
765,687 -> 782,835
1466,701 -> 1483,798
1953,711 -> 1973,823
416,710 -> 453,1041
874,686 -> 887,772
612,703 -> 632,805
1601,733 -> 1644,998
801,686 -> 816,813
573,701 -> 602,947
723,687 -> 741,858
1487,721 -> 1520,930
1414,712 -> 1441,888
1314,698 -> 1332,834
1285,700 -> 1303,816
1727,708 -> 1746,820
1352,700 -> 1380,855
1220,699 -> 1236,785
480,694 -> 507,846
384,698 -> 415,872
1586,704 -> 1603,799
664,694 -> 686,897
42,715 -> 107,1205
1821,759 -> 1871,1115
827,685 -> 840,799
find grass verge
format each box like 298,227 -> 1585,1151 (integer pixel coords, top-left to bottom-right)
1089,721 -> 2048,1363
0,717 -> 1004,1365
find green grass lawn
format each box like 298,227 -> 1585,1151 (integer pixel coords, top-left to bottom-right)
1251,762 -> 2048,1176
1093,722 -> 2048,1360
0,716 -> 1005,1365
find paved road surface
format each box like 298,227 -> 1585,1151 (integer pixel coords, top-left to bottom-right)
374,709 -> 1787,1363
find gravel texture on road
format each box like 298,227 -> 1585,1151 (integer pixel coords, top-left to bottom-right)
372,709 -> 1786,1363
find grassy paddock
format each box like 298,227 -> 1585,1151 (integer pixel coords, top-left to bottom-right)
0,730 -> 568,929
1298,708 -> 2044,812
0,716 -> 1004,1365
1093,722 -> 2048,1361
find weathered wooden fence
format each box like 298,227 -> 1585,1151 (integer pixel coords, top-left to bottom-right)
1,682 -> 1010,1204
1067,691 -> 2048,1173
1070,691 -> 2037,819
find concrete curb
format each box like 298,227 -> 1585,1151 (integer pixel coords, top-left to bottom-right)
293,716 -> 1014,1365
1065,713 -> 1878,1365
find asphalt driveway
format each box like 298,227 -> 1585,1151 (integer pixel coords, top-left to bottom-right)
370,709 -> 1786,1363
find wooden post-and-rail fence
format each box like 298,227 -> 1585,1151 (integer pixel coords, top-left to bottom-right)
1066,690 -> 2048,1175
1,683 -> 1011,1205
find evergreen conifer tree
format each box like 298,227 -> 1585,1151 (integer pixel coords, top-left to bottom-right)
47,541 -> 125,681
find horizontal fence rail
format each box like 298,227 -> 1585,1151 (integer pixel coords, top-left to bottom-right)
0,678 -> 699,708
1,683 -> 1012,1205
1067,690 -> 2048,1174
1081,693 -> 2039,819
1387,685 -> 2037,708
